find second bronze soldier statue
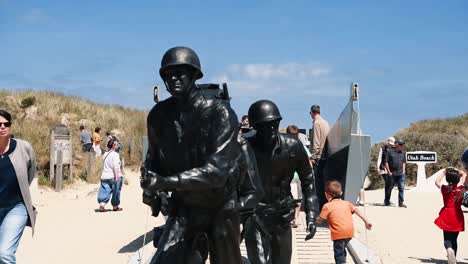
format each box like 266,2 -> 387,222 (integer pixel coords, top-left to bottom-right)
244,100 -> 319,264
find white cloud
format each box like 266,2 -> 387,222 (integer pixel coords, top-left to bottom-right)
211,63 -> 346,98
20,8 -> 48,23
226,63 -> 331,80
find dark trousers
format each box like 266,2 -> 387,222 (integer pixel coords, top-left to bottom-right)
384,175 -> 405,206
381,174 -> 392,204
444,231 -> 459,255
151,210 -> 241,264
82,143 -> 93,152
244,218 -> 292,264
333,238 -> 351,264
314,159 -> 327,210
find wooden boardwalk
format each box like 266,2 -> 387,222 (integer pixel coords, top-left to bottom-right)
136,226 -> 354,264
294,227 -> 354,264
239,226 -> 354,264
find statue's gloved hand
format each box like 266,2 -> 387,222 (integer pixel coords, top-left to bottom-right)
142,189 -> 156,206
142,190 -> 163,217
305,221 -> 317,241
140,165 -> 160,190
158,192 -> 173,216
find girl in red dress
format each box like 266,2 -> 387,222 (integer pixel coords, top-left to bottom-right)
434,167 -> 466,264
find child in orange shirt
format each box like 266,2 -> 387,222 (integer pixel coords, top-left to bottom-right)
316,180 -> 372,264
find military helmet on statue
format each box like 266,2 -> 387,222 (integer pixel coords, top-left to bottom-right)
248,100 -> 283,126
159,46 -> 203,80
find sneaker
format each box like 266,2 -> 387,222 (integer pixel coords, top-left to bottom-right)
447,247 -> 456,264
399,204 -> 407,208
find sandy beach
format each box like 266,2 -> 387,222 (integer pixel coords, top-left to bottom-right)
16,170 -> 468,264
354,187 -> 468,264
17,169 -> 163,264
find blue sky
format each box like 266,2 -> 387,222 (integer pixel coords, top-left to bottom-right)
1,1 -> 467,142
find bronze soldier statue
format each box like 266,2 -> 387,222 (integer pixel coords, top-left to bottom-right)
243,100 -> 319,264
141,46 -> 243,264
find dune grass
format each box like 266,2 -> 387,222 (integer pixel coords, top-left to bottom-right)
368,113 -> 468,189
0,89 -> 147,185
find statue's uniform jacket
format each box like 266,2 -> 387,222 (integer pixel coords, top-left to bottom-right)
245,133 -> 319,264
146,88 -> 241,207
238,133 -> 264,209
248,134 -> 318,221
146,88 -> 242,263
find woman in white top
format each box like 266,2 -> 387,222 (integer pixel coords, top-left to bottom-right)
97,138 -> 123,212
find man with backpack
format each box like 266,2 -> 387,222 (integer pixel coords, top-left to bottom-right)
377,136 -> 395,206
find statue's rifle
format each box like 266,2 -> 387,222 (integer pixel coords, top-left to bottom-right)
239,197 -> 301,242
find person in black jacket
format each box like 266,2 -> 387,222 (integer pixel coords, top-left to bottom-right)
141,46 -> 243,264
378,136 -> 395,206
243,100 -> 319,264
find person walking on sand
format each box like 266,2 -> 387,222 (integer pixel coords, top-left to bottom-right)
97,138 -> 123,212
385,139 -> 407,207
0,110 -> 37,264
377,136 -> 395,205
316,180 -> 372,264
434,167 -> 466,264
309,104 -> 330,209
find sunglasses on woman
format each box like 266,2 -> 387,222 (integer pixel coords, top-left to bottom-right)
0,122 -> 11,127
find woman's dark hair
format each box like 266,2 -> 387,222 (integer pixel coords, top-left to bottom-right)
0,110 -> 12,122
446,167 -> 460,185
107,137 -> 116,150
95,127 -> 101,133
286,125 -> 299,135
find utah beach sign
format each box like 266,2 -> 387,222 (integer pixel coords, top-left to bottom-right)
406,152 -> 437,163
406,151 -> 437,187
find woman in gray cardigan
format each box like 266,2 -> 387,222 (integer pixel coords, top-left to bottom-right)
0,110 -> 37,264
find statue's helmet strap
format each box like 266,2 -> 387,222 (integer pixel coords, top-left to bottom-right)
248,100 -> 282,126
160,46 -> 203,80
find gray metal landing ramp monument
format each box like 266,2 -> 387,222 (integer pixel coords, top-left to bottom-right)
324,82 -> 371,205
